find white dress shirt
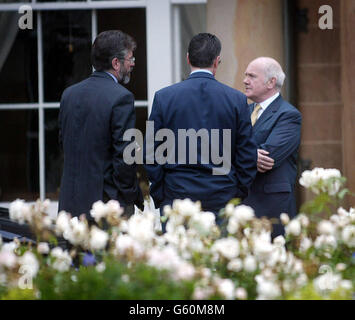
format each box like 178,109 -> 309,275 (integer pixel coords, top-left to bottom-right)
255,92 -> 280,120
190,69 -> 213,76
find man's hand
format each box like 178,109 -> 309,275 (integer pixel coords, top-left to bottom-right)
257,149 -> 274,173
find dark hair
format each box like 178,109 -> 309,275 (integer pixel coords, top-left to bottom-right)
188,33 -> 221,68
91,30 -> 136,71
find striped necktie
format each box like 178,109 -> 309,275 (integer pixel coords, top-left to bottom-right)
251,104 -> 262,126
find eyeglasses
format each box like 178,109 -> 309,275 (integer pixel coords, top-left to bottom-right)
124,56 -> 135,63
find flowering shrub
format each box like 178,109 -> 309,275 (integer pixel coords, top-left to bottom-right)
0,168 -> 354,300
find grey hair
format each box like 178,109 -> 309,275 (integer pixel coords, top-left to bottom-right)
264,60 -> 286,90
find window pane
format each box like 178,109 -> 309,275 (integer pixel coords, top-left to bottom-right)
42,10 -> 92,102
0,110 -> 39,201
174,4 -> 206,82
97,9 -> 147,100
0,14 -> 38,103
44,109 -> 62,200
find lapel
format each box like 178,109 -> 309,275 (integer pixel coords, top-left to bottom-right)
252,95 -> 283,132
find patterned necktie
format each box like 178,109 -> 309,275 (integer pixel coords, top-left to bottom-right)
251,104 -> 262,126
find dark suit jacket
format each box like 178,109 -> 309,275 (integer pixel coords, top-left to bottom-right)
58,71 -> 143,217
144,72 -> 257,212
243,95 -> 302,227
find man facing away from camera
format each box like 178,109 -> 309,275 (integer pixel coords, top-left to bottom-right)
144,33 -> 257,223
242,57 -> 302,237
58,30 -> 143,220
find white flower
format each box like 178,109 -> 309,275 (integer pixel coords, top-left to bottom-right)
243,255 -> 257,273
314,235 -> 337,249
9,199 -> 31,224
1,241 -> 18,253
128,212 -> 155,243
147,246 -> 182,270
19,251 -> 39,278
193,286 -> 214,300
299,170 -> 315,189
163,205 -> 172,217
339,280 -> 352,291
115,234 -> 144,258
313,269 -> 341,293
50,247 -> 72,272
273,235 -> 286,247
280,213 -> 290,225
341,225 -> 355,247
188,211 -> 216,236
318,220 -> 336,236
235,287 -> 248,300
89,226 -> 109,251
56,211 -> 71,235
255,275 -> 281,300
42,215 -> 53,228
121,274 -> 130,283
96,262 -> 106,273
64,217 -> 89,248
335,263 -> 347,272
90,201 -> 108,222
0,249 -> 17,269
233,205 -> 254,225
216,278 -> 235,300
253,231 -> 273,261
297,214 -> 309,228
211,238 -> 240,260
227,259 -> 243,272
299,237 -> 313,252
227,216 -> 239,234
106,200 -> 124,216
296,273 -> 308,287
37,242 -> 50,255
300,168 -> 342,195
225,203 -> 235,217
285,219 -> 301,237
201,267 -> 212,279
174,262 -> 195,281
172,199 -> 201,217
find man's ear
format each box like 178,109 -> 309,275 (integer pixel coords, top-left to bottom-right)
214,55 -> 221,68
186,53 -> 190,66
111,57 -> 121,71
267,77 -> 277,89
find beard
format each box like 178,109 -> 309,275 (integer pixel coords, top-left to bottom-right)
118,66 -> 131,85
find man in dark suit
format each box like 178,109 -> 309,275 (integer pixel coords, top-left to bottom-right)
58,30 -> 143,219
144,33 -> 257,219
242,57 -> 302,237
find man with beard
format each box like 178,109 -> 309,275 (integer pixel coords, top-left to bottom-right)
58,30 -> 144,220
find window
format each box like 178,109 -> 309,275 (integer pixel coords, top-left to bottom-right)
0,0 -> 206,210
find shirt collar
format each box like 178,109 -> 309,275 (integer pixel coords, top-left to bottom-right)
190,69 -> 213,76
259,92 -> 280,110
104,71 -> 118,83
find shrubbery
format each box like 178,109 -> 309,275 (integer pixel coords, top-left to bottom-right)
0,168 -> 354,300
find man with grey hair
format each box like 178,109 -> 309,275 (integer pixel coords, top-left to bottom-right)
242,57 -> 302,237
